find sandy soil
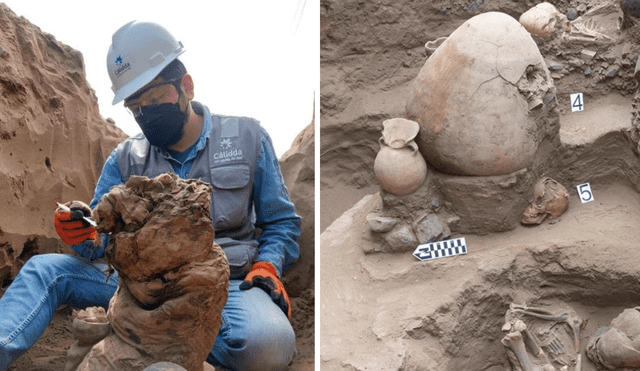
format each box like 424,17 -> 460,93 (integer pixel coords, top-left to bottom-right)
320,0 -> 640,370
320,181 -> 640,370
8,291 -> 315,371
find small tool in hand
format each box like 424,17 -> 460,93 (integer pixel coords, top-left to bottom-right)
56,202 -> 97,227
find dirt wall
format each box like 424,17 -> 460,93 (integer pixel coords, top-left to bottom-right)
0,4 -> 127,292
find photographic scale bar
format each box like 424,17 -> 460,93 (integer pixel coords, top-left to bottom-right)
413,237 -> 467,262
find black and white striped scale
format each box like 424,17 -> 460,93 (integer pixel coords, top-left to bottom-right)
412,237 -> 467,261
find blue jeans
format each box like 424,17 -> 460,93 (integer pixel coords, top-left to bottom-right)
0,254 -> 296,371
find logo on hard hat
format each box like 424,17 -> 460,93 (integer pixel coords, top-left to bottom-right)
114,55 -> 131,77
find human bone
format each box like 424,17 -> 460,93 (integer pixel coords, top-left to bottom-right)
503,303 -> 584,371
78,173 -> 229,371
406,12 -> 555,176
374,118 -> 427,196
514,320 -> 553,366
502,331 -> 535,371
522,177 -> 569,224
519,3 -> 568,37
562,0 -> 623,43
586,307 -> 640,369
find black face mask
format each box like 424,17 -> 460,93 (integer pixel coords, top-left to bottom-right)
134,101 -> 187,150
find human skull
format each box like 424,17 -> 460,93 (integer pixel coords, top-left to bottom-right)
522,177 -> 569,224
519,2 -> 567,38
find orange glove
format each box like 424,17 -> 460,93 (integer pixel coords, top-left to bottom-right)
54,201 -> 96,245
239,261 -> 291,318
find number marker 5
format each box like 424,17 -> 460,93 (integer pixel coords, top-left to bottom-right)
577,183 -> 594,203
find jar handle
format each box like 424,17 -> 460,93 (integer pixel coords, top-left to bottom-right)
408,141 -> 419,155
379,137 -> 387,147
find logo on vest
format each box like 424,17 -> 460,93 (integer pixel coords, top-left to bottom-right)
220,139 -> 232,149
214,147 -> 243,163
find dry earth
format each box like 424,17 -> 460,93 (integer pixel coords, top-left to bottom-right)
321,0 -> 640,370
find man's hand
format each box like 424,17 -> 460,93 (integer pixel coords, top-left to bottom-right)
239,261 -> 292,318
54,201 -> 96,245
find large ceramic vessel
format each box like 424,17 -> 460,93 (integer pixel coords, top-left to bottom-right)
406,12 -> 554,176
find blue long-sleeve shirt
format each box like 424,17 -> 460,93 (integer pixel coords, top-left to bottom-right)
72,104 -> 301,277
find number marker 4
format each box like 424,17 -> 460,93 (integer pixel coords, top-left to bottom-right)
570,93 -> 584,112
577,183 -> 594,203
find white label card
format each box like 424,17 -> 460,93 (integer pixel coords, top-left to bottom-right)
570,93 -> 584,112
577,183 -> 594,203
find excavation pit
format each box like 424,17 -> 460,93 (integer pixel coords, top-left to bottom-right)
321,183 -> 640,371
425,252 -> 640,371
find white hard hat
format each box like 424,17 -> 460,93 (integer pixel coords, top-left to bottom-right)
107,21 -> 185,105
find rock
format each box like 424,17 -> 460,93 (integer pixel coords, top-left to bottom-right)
412,214 -> 448,244
567,8 -> 578,20
384,224 -> 418,252
366,213 -> 398,233
568,59 -> 582,67
581,49 -> 597,62
431,199 -> 440,210
544,92 -> 556,104
585,66 -> 592,75
468,0 -> 484,11
622,43 -> 632,59
605,67 -> 619,78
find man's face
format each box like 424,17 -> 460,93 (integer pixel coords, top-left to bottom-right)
124,76 -> 182,117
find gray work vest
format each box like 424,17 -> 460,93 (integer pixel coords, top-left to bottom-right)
115,112 -> 262,278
